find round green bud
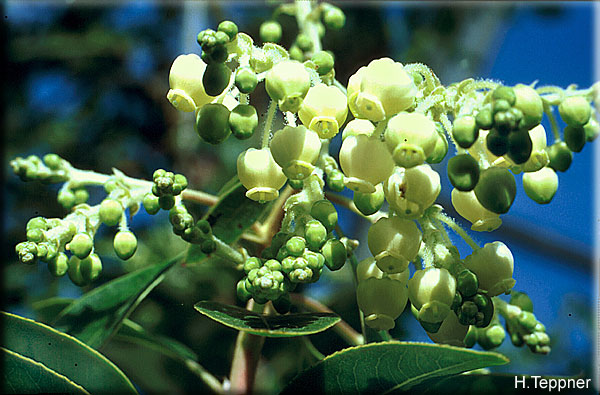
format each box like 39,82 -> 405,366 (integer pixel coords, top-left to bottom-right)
68,233 -> 93,259
478,324 -> 506,350
244,257 -> 261,274
214,31 -> 230,46
507,129 -> 533,164
311,51 -> 334,75
522,167 -> 558,204
474,167 -> 516,214
326,170 -> 345,192
310,199 -> 338,232
289,45 -> 303,62
493,111 -> 511,135
26,228 -> 45,243
518,311 -> 538,332
260,20 -> 282,43
492,99 -> 511,115
48,252 -> 69,277
195,103 -> 232,145
236,279 -> 252,302
447,154 -> 480,192
42,153 -> 62,170
475,108 -> 493,130
202,45 -> 228,64
559,96 -> 591,127
510,291 -> 534,313
456,269 -> 479,298
229,104 -> 259,140
103,179 -> 119,193
353,183 -> 385,216
113,230 -> 138,260
234,67 -> 258,94
303,250 -> 325,272
26,217 -> 48,232
158,195 -> 175,210
80,253 -> 102,283
217,20 -> 238,40
288,178 -> 303,190
321,239 -> 346,271
547,141 -> 573,172
202,63 -> 231,97
492,86 -> 516,106
584,116 -> 600,142
67,256 -> 86,286
452,116 -> 479,149
285,236 -> 306,257
196,219 -> 212,235
57,189 -> 76,210
323,6 -> 345,30
304,220 -> 328,250
200,239 -> 216,254
142,193 -> 160,215
99,199 -> 123,227
264,259 -> 282,272
513,84 -> 543,129
295,33 -> 312,52
174,174 -> 188,190
563,125 -> 586,153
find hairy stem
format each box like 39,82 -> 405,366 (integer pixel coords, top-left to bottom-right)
261,100 -> 277,148
434,211 -> 480,251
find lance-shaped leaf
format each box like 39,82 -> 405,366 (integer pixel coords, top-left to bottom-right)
281,341 -> 509,394
2,312 -> 136,394
194,300 -> 340,337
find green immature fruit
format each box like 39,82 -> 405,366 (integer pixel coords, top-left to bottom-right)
229,104 -> 259,140
474,167 -> 516,214
486,129 -> 508,157
321,239 -> 346,271
113,230 -> 138,260
304,220 -> 327,251
202,62 -> 231,96
353,183 -> 385,216
99,198 -> 123,227
452,116 -> 479,149
456,269 -> 479,298
310,199 -> 338,232
311,51 -> 334,75
234,67 -> 258,94
80,253 -> 103,283
323,5 -> 346,30
547,141 -> 573,172
48,252 -> 69,277
475,108 -> 493,130
507,129 -> 533,164
563,125 -> 586,153
559,96 -> 591,127
260,20 -> 282,43
522,167 -> 558,204
195,103 -> 232,145
68,233 -> 93,259
447,154 -> 480,192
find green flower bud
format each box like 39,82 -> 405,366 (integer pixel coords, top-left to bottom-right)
195,103 -> 232,145
167,54 -> 217,112
26,228 -> 45,243
48,252 -> 69,277
260,20 -> 282,43
447,154 -> 480,192
68,233 -> 93,259
485,129 -> 509,157
311,51 -> 334,75
451,189 -> 502,232
383,164 -> 441,219
510,291 -> 534,313
113,230 -> 138,260
234,67 -> 258,94
478,324 -> 506,350
353,183 -> 385,216
409,267 -> 456,324
99,198 -> 123,227
57,189 -> 76,210
288,45 -> 303,62
158,195 -> 175,210
295,33 -> 312,52
564,125 -> 586,153
304,220 -> 327,250
26,217 -> 48,232
474,167 -> 516,214
559,96 -> 591,127
237,279 -> 252,302
522,124 -> 550,172
288,178 -> 303,190
217,20 -> 238,41
303,250 -> 325,273
310,200 -> 338,232
322,5 -> 346,30
368,216 -> 422,274
452,116 -> 479,149
426,312 -> 469,347
584,116 -> 600,142
270,126 -> 321,180
340,134 -> 395,193
42,153 -> 62,170
326,170 -> 345,192
456,269 -> 479,298
265,60 -> 311,113
200,239 -> 216,254
492,86 -> 516,106
244,257 -> 262,274
475,108 -> 493,130
513,84 -> 543,129
67,256 -> 86,286
202,62 -> 231,97
523,167 -> 558,204
507,129 -> 533,164
384,112 -> 438,168
348,58 -> 416,122
237,148 -> 287,202
321,239 -> 346,271
229,104 -> 258,140
298,84 -> 348,139
16,241 -> 38,265
285,236 -> 306,257
547,141 -> 573,172
463,241 -> 515,297
357,277 -> 407,330
80,253 -> 102,283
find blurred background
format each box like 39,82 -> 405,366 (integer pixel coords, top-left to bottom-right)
3,1 -> 597,393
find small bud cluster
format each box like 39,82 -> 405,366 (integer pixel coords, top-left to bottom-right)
504,292 -> 551,354
10,154 -> 70,184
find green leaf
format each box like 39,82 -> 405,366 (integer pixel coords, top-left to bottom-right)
281,341 -> 509,394
185,179 -> 272,264
32,297 -> 73,324
194,301 -> 340,337
1,347 -> 89,394
2,311 -> 137,394
52,254 -> 182,348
